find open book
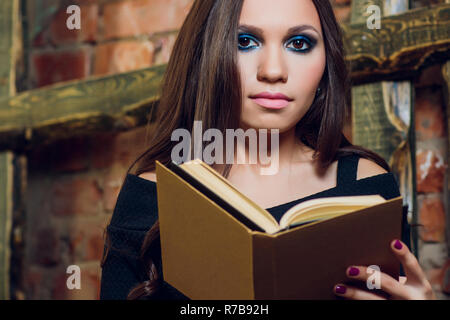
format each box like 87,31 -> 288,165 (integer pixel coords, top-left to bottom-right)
155,158 -> 403,299
170,158 -> 387,234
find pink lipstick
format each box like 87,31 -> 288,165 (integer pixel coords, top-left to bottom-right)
250,92 -> 293,110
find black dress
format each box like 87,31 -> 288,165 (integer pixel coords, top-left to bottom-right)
100,154 -> 410,300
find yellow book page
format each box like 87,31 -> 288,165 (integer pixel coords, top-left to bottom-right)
180,159 -> 280,234
279,195 -> 386,229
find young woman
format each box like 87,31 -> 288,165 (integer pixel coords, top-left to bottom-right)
100,0 -> 436,300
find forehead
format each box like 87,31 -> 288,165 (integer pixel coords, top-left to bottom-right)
239,0 -> 322,34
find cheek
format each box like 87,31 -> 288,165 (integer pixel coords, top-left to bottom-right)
286,54 -> 325,96
238,54 -> 257,96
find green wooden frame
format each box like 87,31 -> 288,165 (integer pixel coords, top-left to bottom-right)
0,0 -> 18,300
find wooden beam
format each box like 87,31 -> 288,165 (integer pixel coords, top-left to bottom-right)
0,64 -> 165,151
342,3 -> 450,85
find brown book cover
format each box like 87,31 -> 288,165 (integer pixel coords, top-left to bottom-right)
156,160 -> 403,300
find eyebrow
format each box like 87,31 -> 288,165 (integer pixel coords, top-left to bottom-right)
238,24 -> 321,40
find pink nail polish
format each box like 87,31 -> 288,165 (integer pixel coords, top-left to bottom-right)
394,239 -> 403,250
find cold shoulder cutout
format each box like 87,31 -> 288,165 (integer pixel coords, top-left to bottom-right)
265,154 -> 401,222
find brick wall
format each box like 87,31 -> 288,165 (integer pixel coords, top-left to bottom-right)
24,128 -> 151,299
23,0 -> 193,300
413,64 -> 450,299
20,0 -> 449,300
28,0 -> 191,89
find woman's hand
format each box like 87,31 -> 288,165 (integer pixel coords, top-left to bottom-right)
333,239 -> 437,300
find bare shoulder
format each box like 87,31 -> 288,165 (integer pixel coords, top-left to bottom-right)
356,157 -> 388,180
138,171 -> 157,182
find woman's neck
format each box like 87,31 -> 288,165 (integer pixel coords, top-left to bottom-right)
213,126 -> 314,177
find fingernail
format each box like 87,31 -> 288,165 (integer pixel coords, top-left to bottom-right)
335,285 -> 346,294
348,267 -> 359,276
394,239 -> 403,250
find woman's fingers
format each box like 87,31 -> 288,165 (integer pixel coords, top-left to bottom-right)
390,239 -> 427,285
334,283 -> 386,300
341,265 -> 411,299
390,239 -> 436,299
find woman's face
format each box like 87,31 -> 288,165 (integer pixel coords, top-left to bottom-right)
238,0 -> 326,133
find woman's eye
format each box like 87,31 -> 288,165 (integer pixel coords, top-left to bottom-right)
238,34 -> 315,53
286,37 -> 313,53
238,35 -> 259,51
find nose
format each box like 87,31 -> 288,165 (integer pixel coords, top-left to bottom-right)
257,43 -> 288,84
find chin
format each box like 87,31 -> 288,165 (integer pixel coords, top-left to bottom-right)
240,118 -> 296,133
240,102 -> 303,133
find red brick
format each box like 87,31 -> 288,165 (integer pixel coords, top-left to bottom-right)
33,227 -> 61,266
418,195 -> 446,242
86,230 -> 106,262
49,4 -> 98,45
90,133 -> 117,169
32,30 -> 48,48
413,64 -> 445,88
416,148 -> 446,193
51,264 -> 101,300
49,176 -> 102,217
415,87 -> 446,140
153,33 -> 177,65
114,126 -> 150,167
333,6 -> 351,24
442,259 -> 450,294
91,126 -> 149,170
52,137 -> 90,172
68,218 -> 109,262
52,270 -> 69,300
93,40 -> 154,76
101,0 -> 193,40
30,47 -> 91,88
102,164 -> 127,212
69,227 -> 85,263
28,136 -> 90,173
23,266 -> 45,299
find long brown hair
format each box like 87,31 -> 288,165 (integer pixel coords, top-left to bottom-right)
101,0 -> 392,300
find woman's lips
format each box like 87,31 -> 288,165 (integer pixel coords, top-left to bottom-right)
251,97 -> 290,109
